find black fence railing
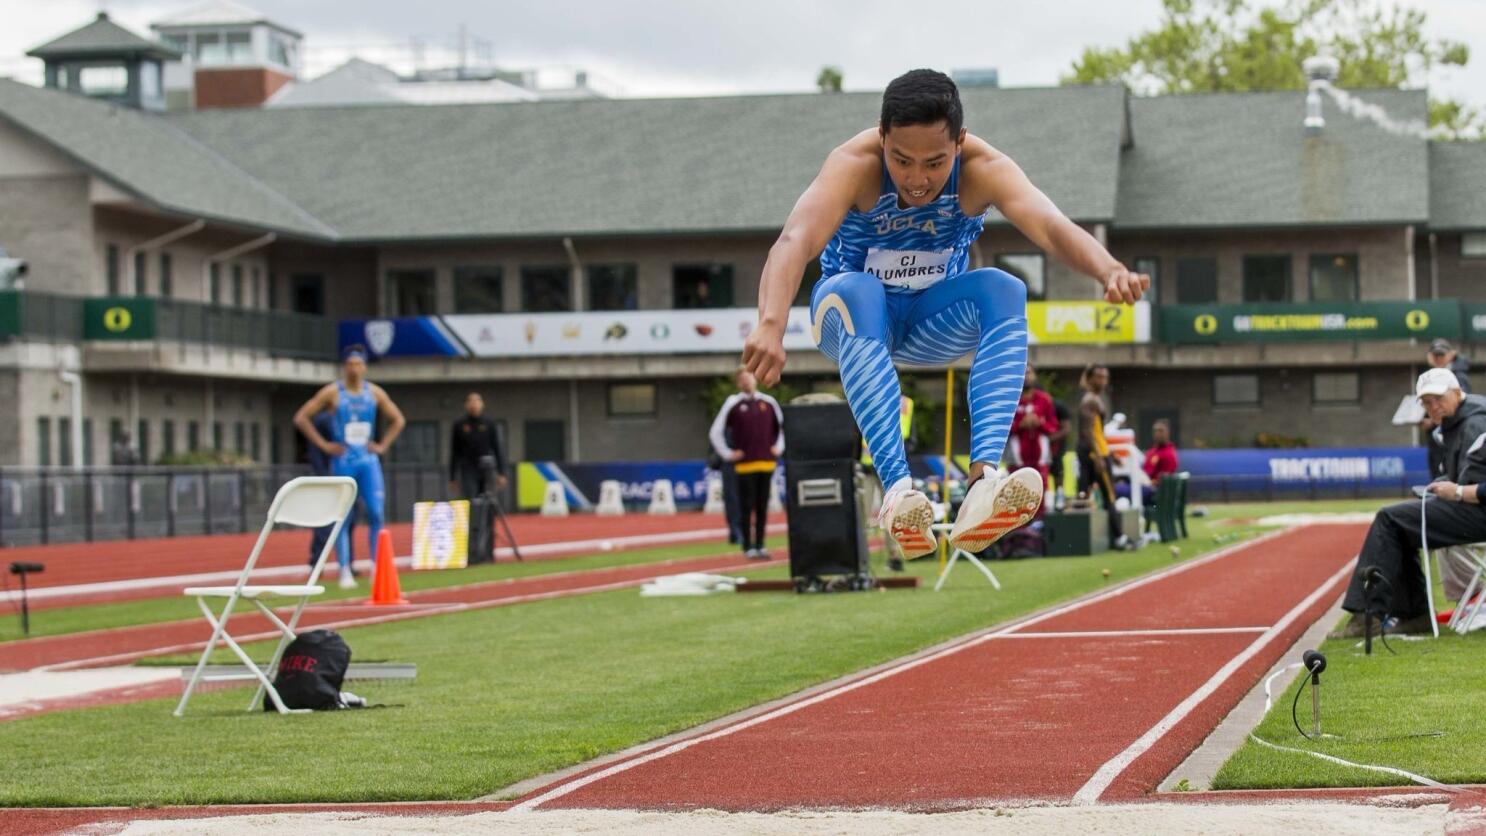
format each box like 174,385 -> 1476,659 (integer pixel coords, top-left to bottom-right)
0,290 -> 84,342
153,299 -> 336,360
0,463 -> 471,547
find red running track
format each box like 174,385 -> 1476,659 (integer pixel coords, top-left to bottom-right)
0,550 -> 785,676
3,511 -> 772,611
511,523 -> 1367,810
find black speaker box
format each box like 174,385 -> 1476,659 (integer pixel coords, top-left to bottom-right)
785,459 -> 869,580
782,401 -> 860,464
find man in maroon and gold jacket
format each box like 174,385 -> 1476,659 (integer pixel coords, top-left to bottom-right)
709,368 -> 785,559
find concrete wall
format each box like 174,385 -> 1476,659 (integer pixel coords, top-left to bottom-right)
1109,227 -> 1413,304
267,240 -> 378,319
1431,233 -> 1486,303
93,208 -> 272,304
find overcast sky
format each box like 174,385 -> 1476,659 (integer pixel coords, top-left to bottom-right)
4,0 -> 1484,107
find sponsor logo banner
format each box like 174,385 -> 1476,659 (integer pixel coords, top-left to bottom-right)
1160,301 -> 1459,344
412,500 -> 469,570
1180,447 -> 1427,490
1027,301 -> 1149,345
83,298 -> 156,341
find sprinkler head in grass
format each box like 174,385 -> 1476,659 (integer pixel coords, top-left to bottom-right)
1102,568 -> 1110,580
1170,546 -> 1181,559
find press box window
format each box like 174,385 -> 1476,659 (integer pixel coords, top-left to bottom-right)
1309,254 -> 1358,302
386,269 -> 437,316
1134,257 -> 1159,302
588,264 -> 639,311
1242,255 -> 1291,302
1176,257 -> 1218,304
521,266 -> 572,312
995,254 -> 1045,301
608,383 -> 657,417
454,266 -> 503,313
1213,374 -> 1260,406
1313,372 -> 1360,404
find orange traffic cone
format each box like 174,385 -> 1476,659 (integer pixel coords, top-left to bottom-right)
366,529 -> 409,606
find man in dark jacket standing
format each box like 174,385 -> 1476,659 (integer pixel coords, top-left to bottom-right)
449,393 -> 507,500
1337,368 -> 1486,636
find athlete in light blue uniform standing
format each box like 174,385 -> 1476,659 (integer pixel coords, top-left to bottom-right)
294,345 -> 407,588
743,69 -> 1148,559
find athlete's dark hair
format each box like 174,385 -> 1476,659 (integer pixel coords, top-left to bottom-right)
880,69 -> 963,136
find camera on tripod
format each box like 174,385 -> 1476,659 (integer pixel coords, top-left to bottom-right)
0,247 -> 27,290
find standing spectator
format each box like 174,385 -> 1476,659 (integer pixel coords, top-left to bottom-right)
448,392 -> 507,500
305,410 -> 355,571
1077,364 -> 1132,550
1047,393 -> 1072,509
1427,339 -> 1471,478
110,430 -> 139,466
709,368 -> 785,560
1142,419 -> 1180,485
1009,364 -> 1059,501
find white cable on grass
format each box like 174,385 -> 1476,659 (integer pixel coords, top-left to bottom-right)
1250,663 -> 1465,793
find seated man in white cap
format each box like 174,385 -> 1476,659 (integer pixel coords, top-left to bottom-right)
1334,368 -> 1486,637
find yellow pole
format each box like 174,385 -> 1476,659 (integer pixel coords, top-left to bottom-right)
940,368 -> 953,570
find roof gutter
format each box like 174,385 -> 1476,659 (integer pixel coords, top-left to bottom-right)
201,233 -> 276,304
125,219 -> 205,295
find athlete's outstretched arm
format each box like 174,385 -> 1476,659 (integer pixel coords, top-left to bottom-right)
743,146 -> 869,386
970,148 -> 1148,304
370,385 -> 406,455
293,384 -> 342,456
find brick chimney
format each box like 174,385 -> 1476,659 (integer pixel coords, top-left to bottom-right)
194,66 -> 292,109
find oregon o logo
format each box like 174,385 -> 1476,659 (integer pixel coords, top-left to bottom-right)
1194,314 -> 1218,336
1405,310 -> 1429,331
103,307 -> 132,332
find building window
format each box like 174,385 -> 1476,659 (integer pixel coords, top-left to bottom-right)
226,31 -> 253,65
524,419 -> 566,460
1134,256 -> 1159,303
1176,257 -> 1218,304
196,32 -> 224,63
79,65 -> 128,96
386,269 -> 437,316
793,260 -> 824,307
608,383 -> 658,417
251,267 -> 262,308
59,418 -> 73,467
250,423 -> 261,462
389,421 -> 440,464
1213,374 -> 1260,406
188,420 -> 200,452
137,419 -> 151,465
1464,233 -> 1486,258
210,263 -> 221,305
673,264 -> 734,308
213,422 -> 223,451
1242,255 -> 1291,302
159,252 -> 172,297
232,264 -> 244,307
271,426 -> 281,464
589,264 -> 639,311
1314,372 -> 1360,404
995,254 -> 1046,301
106,244 -> 120,295
37,417 -> 51,466
234,422 -> 245,454
292,274 -> 325,315
83,418 -> 94,466
520,266 -> 572,312
133,251 -> 147,296
1309,254 -> 1358,301
453,266 -> 503,313
162,420 -> 177,457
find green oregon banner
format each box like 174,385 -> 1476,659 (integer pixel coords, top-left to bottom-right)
1159,301 -> 1460,344
83,298 -> 156,341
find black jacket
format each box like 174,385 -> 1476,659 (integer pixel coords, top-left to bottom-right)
1452,356 -> 1473,395
1439,394 -> 1486,486
449,415 -> 505,481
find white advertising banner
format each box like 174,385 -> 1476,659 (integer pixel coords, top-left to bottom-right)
442,307 -> 819,358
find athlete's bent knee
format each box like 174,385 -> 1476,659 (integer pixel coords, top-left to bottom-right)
963,268 -> 1027,313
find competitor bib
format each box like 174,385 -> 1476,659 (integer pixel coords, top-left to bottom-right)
343,421 -> 372,447
864,247 -> 954,290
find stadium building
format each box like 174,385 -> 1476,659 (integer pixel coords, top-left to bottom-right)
1,6 -> 1485,482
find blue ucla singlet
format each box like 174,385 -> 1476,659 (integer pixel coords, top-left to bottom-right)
333,381 -> 378,459
818,155 -> 988,291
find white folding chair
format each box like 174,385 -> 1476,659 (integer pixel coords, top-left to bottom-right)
1432,544 -> 1486,634
175,476 -> 357,716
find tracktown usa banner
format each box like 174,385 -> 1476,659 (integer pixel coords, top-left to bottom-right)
341,301 -> 1151,359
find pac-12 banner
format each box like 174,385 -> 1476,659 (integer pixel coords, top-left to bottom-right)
340,301 -> 1152,359
412,500 -> 469,569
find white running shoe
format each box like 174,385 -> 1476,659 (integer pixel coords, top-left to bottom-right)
948,467 -> 1044,554
338,566 -> 357,590
876,477 -> 937,559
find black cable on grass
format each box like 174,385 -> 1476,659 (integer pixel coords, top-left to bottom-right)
1290,664 -> 1315,740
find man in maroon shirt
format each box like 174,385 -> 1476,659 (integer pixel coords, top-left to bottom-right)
1010,364 -> 1060,497
709,368 -> 785,559
1142,419 -> 1179,485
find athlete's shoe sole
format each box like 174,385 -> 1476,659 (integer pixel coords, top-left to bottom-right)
884,490 -> 937,560
948,467 -> 1044,554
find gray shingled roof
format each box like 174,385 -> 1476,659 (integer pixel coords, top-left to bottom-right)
1116,89 -> 1430,228
166,85 -> 1126,241
1430,142 -> 1486,231
26,13 -> 180,61
0,80 -> 333,237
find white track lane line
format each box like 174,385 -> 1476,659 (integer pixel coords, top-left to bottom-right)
997,627 -> 1269,639
1070,557 -> 1357,805
35,557 -> 787,672
510,526 -> 1306,812
1,523 -> 784,605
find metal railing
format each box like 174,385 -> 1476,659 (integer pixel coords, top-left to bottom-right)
153,299 -> 336,360
0,463 -> 469,547
0,290 -> 84,341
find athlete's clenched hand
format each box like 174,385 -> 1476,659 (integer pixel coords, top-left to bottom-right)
1102,266 -> 1150,304
742,320 -> 787,387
